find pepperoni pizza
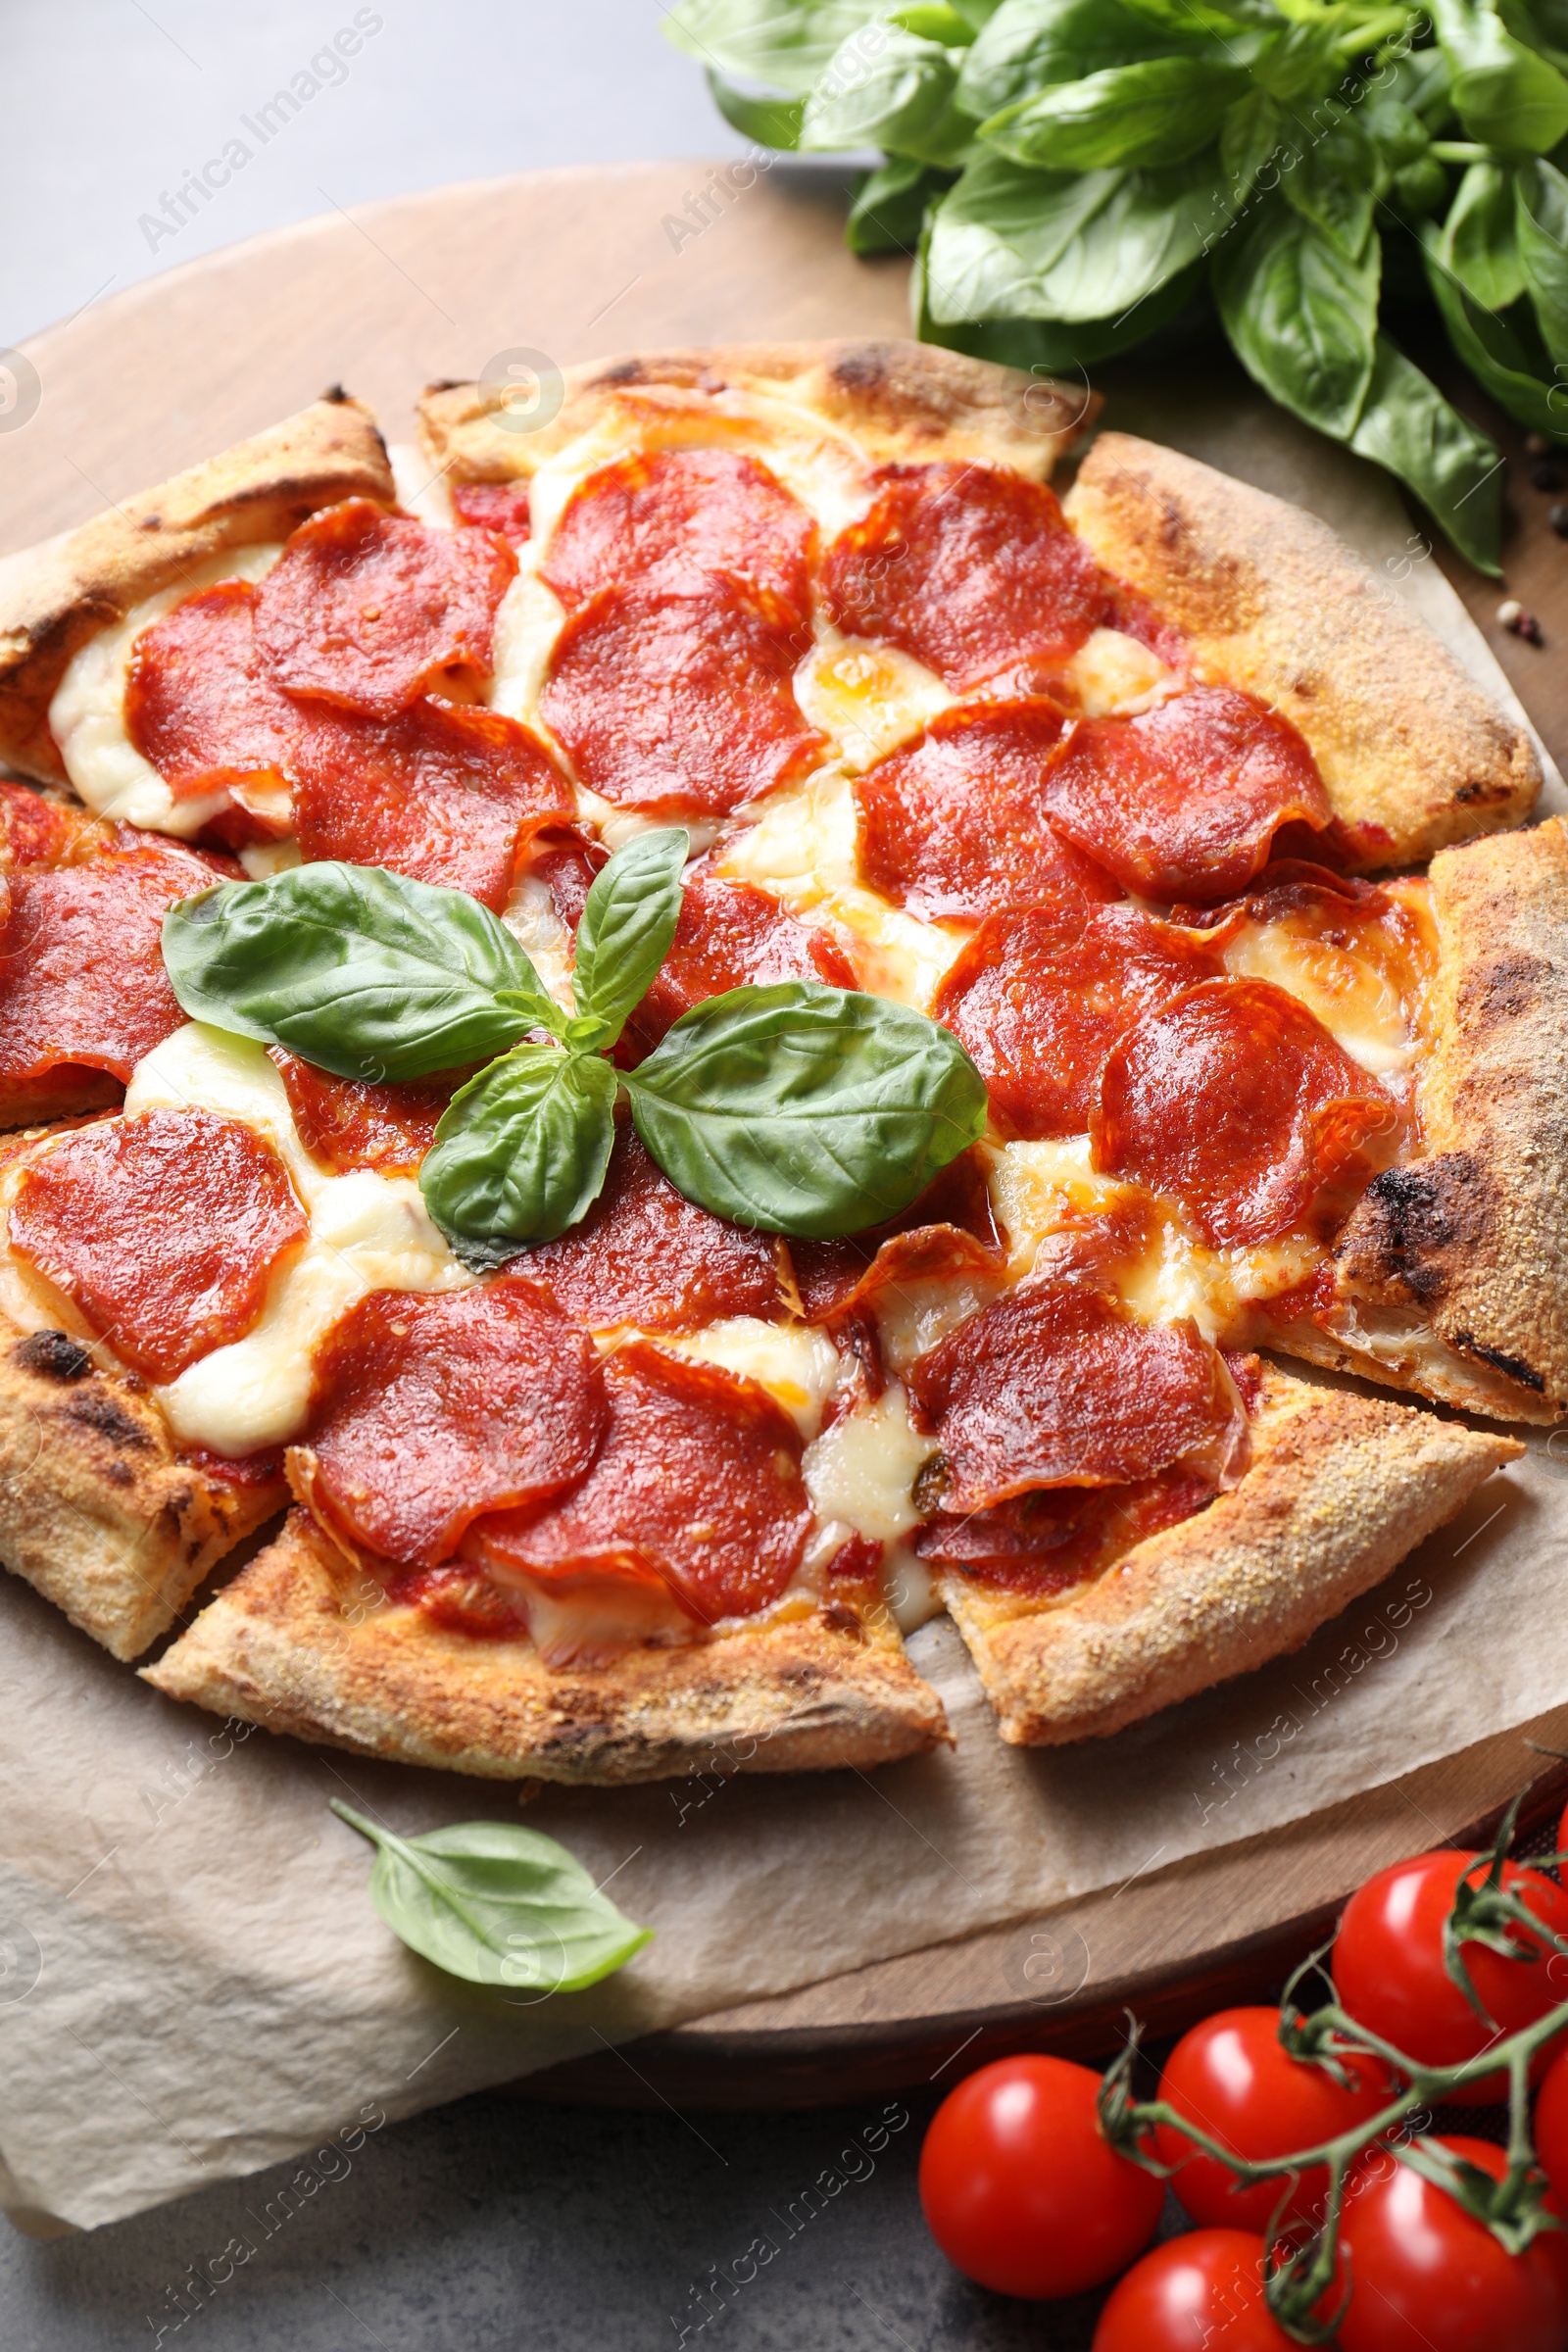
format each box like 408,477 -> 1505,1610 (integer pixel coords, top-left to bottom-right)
0,346 -> 1553,1782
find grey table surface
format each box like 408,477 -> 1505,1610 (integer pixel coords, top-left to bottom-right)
0,5 -> 1111,2346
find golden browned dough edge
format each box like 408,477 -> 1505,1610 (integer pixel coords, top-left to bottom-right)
938,1365 -> 1521,1747
0,1317 -> 285,1660
1063,432 -> 1540,867
417,338 -> 1093,488
0,392 -> 395,786
142,1511 -> 953,1784
1319,815 -> 1568,1419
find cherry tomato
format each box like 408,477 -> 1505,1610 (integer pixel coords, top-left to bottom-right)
1333,1847 -> 1568,2101
1334,2134 -> 1568,2351
1535,2043 -> 1568,2210
1152,2005 -> 1393,2232
1092,2229 -> 1298,2350
918,2053 -> 1163,2299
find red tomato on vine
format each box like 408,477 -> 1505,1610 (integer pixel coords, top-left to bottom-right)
1092,2229 -> 1299,2350
1333,2136 -> 1568,2352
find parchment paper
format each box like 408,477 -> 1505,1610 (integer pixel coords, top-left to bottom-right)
3,403 -> 1565,2238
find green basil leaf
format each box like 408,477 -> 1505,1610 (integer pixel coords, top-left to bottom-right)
1430,0 -> 1568,151
1219,88 -> 1282,205
982,56 -> 1250,170
918,220 -> 1203,362
957,0 -> 1198,121
1116,0 -> 1282,32
1441,159 -> 1529,308
706,65 -> 806,145
927,147 -> 1239,320
1279,100 -> 1379,260
1348,333 -> 1504,576
1214,197 -> 1379,437
1247,14 -> 1345,100
420,1046 -> 617,1259
570,827 -> 689,1050
893,3 -> 979,40
162,862 -> 560,1083
662,0 -> 886,96
1425,226 -> 1566,436
802,23 -> 976,161
848,155 -> 951,252
329,1802 -> 652,1992
1360,91 -> 1432,174
622,981 -> 988,1239
1516,155 -> 1568,366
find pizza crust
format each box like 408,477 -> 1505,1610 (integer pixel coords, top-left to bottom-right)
141,1509 -> 953,1784
1320,816 -> 1568,1419
937,1364 -> 1522,1747
0,392 -> 394,787
417,338 -> 1093,489
0,1320 -> 285,1660
1063,432 -> 1541,867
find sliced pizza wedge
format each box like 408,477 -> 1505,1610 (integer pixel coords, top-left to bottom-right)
928,1359 -> 1520,1747
1064,431 -> 1542,867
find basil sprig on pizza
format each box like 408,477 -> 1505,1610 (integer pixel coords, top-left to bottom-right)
0,357 -> 1559,1796
161,830 -> 988,1258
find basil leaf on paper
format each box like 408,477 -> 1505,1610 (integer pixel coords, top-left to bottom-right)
982,56 -> 1250,172
163,862 -> 563,1082
569,826 -> 688,1050
622,981 -> 988,1239
421,1046 -> 618,1260
330,1801 -> 652,1992
1349,335 -> 1504,576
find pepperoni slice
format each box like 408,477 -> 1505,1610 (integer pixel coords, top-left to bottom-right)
1092,977 -> 1397,1248
905,1280 -> 1239,1514
292,696 -> 571,908
631,871 -> 857,1048
1042,687 -> 1333,904
539,578 -> 826,817
521,1122 -> 782,1330
1166,859 -> 1382,939
915,1470 -> 1215,1593
0,783 -> 89,867
855,702 -> 1116,923
10,1109 -> 307,1381
124,582 -> 302,821
450,481 -> 532,542
466,1340 -> 811,1624
541,447 -> 816,625
255,500 -> 516,715
821,464 -> 1106,690
791,1148 -> 1004,1324
270,1050 -> 459,1177
300,1279 -> 608,1570
0,845 -> 216,1118
932,900 -> 1222,1140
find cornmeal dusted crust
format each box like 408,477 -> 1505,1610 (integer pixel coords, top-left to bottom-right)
1324,816 -> 1568,1419
142,1509 -> 952,1784
1064,432 -> 1541,868
416,337 -> 1093,488
0,393 -> 394,787
938,1365 -> 1521,1747
0,1319 -> 284,1660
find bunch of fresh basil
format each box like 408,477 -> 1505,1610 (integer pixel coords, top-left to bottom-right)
161,833 -> 987,1264
664,0 -> 1568,572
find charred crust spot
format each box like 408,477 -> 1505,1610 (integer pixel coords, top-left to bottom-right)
14,1329 -> 92,1382
423,376 -> 470,395
1458,951 -> 1549,1030
318,383 -> 353,406
136,513 -> 163,533
831,350 -> 887,396
821,1601 -> 864,1640
1336,1155 -> 1489,1304
1455,777 -> 1511,805
597,360 -> 646,388
66,1391 -> 155,1452
1451,1333 -> 1544,1392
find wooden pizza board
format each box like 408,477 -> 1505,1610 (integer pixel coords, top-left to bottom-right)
6,161 -> 1567,2108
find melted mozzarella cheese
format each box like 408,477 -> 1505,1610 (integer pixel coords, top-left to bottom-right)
387,439 -> 455,528
650,1317 -> 841,1439
48,542 -> 283,835
1056,625 -> 1178,716
485,562 -> 567,731
794,633 -> 952,772
803,1384 -> 934,1543
716,765 -> 963,1008
1222,925 -> 1413,1078
500,873 -> 576,1013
